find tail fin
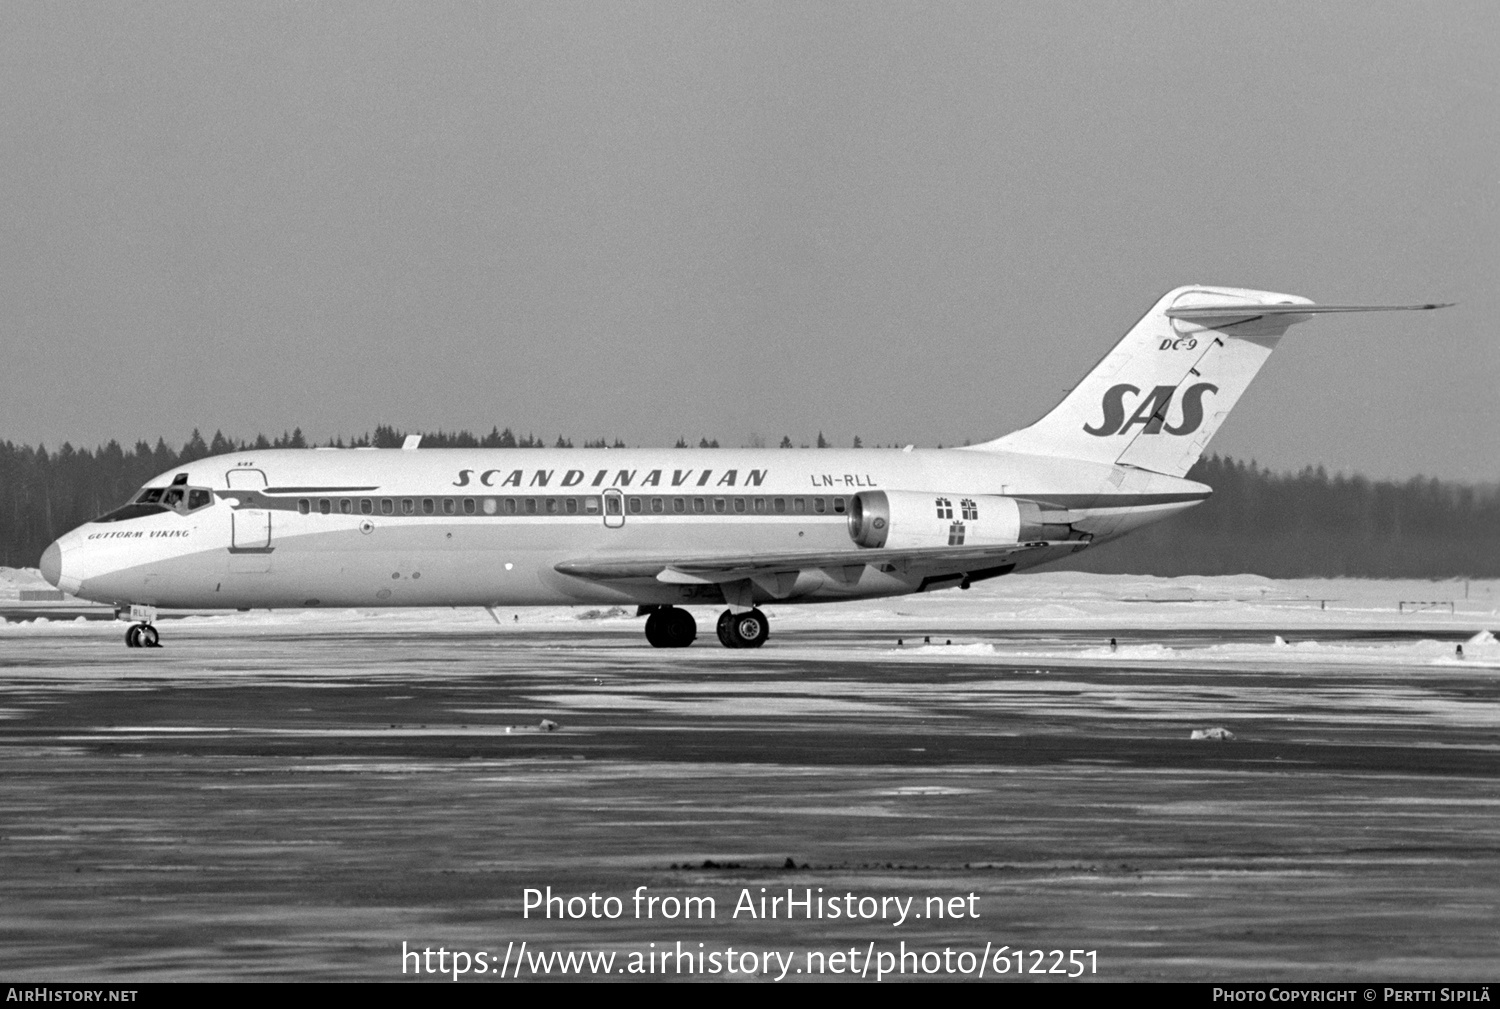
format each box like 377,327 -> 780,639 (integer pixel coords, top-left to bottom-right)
972,285 -> 1449,477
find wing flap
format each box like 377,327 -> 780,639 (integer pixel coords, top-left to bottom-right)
555,541 -> 1074,585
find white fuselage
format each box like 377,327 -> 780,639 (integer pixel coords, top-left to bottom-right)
43,446 -> 1207,612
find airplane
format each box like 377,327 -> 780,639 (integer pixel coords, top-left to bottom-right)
39,285 -> 1448,649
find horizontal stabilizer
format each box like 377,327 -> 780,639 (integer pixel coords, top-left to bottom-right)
1166,302 -> 1452,320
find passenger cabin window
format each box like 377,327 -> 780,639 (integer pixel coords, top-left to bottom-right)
89,490 -> 911,523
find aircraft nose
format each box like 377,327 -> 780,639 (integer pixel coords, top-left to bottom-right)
40,540 -> 62,588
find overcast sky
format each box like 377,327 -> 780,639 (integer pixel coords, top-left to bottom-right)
2,2 -> 1495,480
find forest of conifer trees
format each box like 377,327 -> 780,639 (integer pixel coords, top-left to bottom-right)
2,429 -> 1495,577
1052,454 -> 1500,579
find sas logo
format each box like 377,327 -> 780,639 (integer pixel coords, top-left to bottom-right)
1083,382 -> 1218,438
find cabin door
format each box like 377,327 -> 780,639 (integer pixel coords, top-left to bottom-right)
225,467 -> 273,569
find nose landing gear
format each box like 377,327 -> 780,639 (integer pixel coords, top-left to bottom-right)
716,608 -> 769,649
643,607 -> 697,648
124,623 -> 160,648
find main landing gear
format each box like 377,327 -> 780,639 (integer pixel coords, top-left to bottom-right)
716,608 -> 769,649
641,606 -> 771,649
644,606 -> 697,648
124,623 -> 160,648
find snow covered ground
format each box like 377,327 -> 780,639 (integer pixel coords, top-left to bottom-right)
3,566 -> 1497,980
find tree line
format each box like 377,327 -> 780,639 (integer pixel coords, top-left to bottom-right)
1,429 -> 1495,577
1056,455 -> 1500,578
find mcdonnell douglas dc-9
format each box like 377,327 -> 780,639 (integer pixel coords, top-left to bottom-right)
41,286 -> 1446,649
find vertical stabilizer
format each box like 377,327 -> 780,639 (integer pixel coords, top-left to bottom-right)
972,285 -> 1313,477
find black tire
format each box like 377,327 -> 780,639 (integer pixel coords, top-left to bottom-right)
731,609 -> 769,649
124,624 -> 140,648
644,610 -> 665,647
139,624 -> 160,648
663,607 -> 697,648
716,609 -> 740,648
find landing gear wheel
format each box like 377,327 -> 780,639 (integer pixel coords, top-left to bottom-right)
663,607 -> 696,647
644,607 -> 696,648
644,610 -> 666,647
716,610 -> 739,648
717,608 -> 769,649
125,623 -> 160,648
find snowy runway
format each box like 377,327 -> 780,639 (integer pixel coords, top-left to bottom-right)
1,573 -> 1497,981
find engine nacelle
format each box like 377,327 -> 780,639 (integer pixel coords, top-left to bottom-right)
848,490 -> 1072,549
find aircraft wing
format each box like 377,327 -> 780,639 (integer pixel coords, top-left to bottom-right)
555,540 -> 1076,587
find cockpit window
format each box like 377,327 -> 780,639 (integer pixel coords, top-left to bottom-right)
99,483 -> 216,522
